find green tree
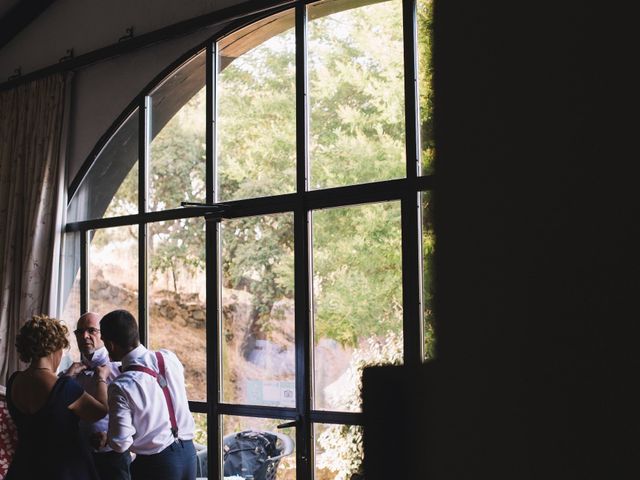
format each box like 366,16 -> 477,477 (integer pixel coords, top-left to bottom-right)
217,1 -> 409,345
418,0 -> 435,173
104,0 -> 435,348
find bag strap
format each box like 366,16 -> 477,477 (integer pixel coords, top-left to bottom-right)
123,351 -> 179,438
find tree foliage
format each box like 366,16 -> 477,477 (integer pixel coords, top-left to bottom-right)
102,0 -> 435,351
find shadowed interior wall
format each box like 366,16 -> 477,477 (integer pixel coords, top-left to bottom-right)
364,1 -> 638,478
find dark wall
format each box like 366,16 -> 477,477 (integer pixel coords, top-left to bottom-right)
365,1 -> 637,478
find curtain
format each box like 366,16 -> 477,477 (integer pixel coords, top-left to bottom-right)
0,73 -> 68,384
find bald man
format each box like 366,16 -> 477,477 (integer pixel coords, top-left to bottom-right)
64,312 -> 131,479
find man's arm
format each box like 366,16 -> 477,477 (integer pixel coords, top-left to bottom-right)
107,383 -> 136,453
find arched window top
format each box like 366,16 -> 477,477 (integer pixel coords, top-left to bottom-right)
68,0 -> 435,223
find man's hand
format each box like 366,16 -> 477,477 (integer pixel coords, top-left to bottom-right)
89,431 -> 107,450
94,364 -> 110,382
64,362 -> 87,378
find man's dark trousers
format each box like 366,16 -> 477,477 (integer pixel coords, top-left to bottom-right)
93,450 -> 132,480
130,439 -> 197,480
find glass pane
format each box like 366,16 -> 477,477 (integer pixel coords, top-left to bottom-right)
60,232 -> 81,370
308,0 -> 405,190
220,213 -> 295,407
88,226 -> 138,317
222,415 -> 296,480
147,218 -> 207,401
417,0 -> 435,175
312,202 -> 403,412
193,412 -> 208,446
192,413 -> 209,478
314,423 -> 363,480
421,192 -> 435,360
149,51 -> 206,211
68,109 -> 138,222
60,268 -> 81,364
217,9 -> 296,201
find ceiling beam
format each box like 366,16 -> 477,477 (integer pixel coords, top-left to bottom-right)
0,0 -> 57,49
0,0 -> 295,91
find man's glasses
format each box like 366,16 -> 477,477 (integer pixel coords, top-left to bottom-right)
74,327 -> 100,336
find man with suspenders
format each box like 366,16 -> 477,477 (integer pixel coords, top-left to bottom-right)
99,309 -> 197,480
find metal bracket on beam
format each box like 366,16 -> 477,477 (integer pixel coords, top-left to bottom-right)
59,48 -> 74,63
8,67 -> 21,80
118,26 -> 134,42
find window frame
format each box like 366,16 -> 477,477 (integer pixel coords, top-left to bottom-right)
63,1 -> 433,478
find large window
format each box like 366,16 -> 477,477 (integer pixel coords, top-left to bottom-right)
62,0 -> 434,478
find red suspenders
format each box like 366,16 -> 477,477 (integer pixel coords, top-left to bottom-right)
123,351 -> 179,438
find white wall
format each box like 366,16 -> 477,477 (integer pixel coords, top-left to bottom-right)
0,0 -> 258,187
67,27 -> 219,187
0,0 -> 242,80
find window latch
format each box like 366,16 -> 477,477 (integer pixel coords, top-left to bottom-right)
277,420 -> 297,429
180,201 -> 227,221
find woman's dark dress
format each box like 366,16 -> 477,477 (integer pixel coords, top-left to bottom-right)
5,372 -> 99,479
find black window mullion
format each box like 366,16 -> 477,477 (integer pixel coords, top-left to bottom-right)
206,42 -> 215,205
294,206 -> 313,479
206,40 -> 223,480
138,96 -> 150,346
206,216 -> 222,480
217,403 -> 298,420
295,2 -> 313,480
401,0 -> 423,365
403,0 -> 420,181
401,194 -> 423,365
138,223 -> 148,346
309,410 -> 363,426
64,179 -> 411,232
80,230 -> 88,314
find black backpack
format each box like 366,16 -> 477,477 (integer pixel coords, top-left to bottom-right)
223,430 -> 282,480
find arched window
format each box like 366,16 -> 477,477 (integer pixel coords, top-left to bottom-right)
62,0 -> 434,478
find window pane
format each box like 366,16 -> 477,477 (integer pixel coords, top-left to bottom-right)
68,110 -> 138,222
217,9 -> 296,201
192,412 -> 208,478
417,0 -> 435,175
60,232 -> 81,370
220,213 -> 295,407
308,0 -> 405,190
148,218 -> 206,401
421,192 -> 435,360
193,412 -> 208,446
88,226 -> 138,316
222,415 -> 296,480
60,268 -> 81,360
314,423 -> 363,480
149,51 -> 206,211
312,202 -> 403,412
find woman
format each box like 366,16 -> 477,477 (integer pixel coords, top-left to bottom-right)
4,314 -> 109,479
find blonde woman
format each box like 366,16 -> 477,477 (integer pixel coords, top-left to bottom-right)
4,315 -> 109,479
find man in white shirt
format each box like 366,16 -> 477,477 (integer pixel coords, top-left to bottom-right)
100,309 -> 197,480
64,312 -> 131,479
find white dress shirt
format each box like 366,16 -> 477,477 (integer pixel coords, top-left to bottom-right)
72,346 -> 121,453
107,344 -> 195,455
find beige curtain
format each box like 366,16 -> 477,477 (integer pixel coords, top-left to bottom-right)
0,73 -> 68,384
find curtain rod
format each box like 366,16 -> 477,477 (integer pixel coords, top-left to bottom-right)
0,0 -> 293,92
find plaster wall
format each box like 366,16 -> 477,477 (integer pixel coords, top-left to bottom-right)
0,0 -> 242,79
66,26 -> 221,188
0,0 -> 259,187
